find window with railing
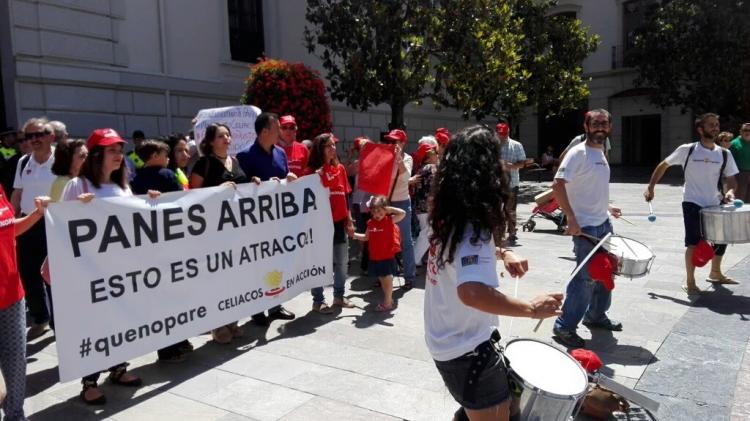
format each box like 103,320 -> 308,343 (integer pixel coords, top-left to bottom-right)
228,0 -> 265,63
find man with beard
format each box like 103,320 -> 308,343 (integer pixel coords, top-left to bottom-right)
551,109 -> 622,348
645,113 -> 738,294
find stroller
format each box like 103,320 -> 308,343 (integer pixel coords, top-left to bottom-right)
522,189 -> 567,232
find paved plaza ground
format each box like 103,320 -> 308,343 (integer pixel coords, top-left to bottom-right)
20,178 -> 750,420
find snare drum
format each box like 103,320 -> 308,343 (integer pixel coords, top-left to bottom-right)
701,204 -> 750,244
505,339 -> 589,421
601,236 -> 655,278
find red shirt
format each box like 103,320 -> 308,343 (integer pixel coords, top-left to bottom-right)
319,163 -> 351,222
0,186 -> 23,310
283,142 -> 310,178
367,216 -> 400,260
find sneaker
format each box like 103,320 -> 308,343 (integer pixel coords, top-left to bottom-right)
158,353 -> 186,363
552,327 -> 585,348
27,322 -> 49,341
582,319 -> 623,332
251,313 -> 270,326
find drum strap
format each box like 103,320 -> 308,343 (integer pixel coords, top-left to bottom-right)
684,142 -> 728,194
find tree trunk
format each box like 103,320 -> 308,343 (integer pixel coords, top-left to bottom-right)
389,100 -> 406,130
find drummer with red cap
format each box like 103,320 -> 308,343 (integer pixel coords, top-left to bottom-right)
277,115 -> 309,177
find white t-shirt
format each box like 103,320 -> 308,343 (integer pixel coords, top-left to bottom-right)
390,153 -> 413,202
563,134 -> 611,153
424,226 -> 500,361
665,142 -> 739,207
13,153 -> 56,214
555,142 -> 610,227
61,177 -> 132,201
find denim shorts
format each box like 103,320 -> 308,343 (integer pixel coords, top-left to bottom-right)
434,335 -> 511,410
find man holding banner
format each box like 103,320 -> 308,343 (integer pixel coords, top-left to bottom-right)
238,112 -> 298,325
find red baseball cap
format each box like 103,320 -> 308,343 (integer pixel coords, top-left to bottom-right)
353,137 -> 369,151
414,143 -> 437,168
87,128 -> 125,149
384,129 -> 408,144
435,128 -> 451,145
279,115 -> 297,127
496,123 -> 510,136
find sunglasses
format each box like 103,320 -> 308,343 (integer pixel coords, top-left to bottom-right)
25,131 -> 50,140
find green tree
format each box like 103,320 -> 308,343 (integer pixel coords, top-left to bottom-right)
305,0 -> 598,129
628,0 -> 750,127
304,0 -> 434,130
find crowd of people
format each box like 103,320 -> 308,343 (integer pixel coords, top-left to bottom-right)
0,109 -> 748,421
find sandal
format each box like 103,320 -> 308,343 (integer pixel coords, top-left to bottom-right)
229,322 -> 245,338
312,302 -> 333,314
376,302 -> 395,312
108,366 -> 142,387
80,380 -> 106,405
682,285 -> 705,296
332,297 -> 355,308
706,274 -> 739,285
211,326 -> 233,344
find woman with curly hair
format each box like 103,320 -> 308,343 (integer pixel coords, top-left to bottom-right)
424,125 -> 563,421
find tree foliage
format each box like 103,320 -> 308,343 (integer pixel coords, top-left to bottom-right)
305,0 -> 598,128
628,0 -> 750,126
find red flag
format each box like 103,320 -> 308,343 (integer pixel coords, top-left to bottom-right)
357,143 -> 397,196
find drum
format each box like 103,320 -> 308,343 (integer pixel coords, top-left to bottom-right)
505,339 -> 589,421
701,204 -> 750,244
601,236 -> 655,278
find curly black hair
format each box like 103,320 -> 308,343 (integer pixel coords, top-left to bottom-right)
429,125 -> 510,269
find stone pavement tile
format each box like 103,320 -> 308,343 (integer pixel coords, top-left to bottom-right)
252,335 -> 445,392
109,392 -> 231,421
282,364 -> 456,421
216,348 -> 322,384
165,366 -> 246,399
217,414 -> 260,421
731,339 -> 750,420
669,295 -> 750,341
641,391 -> 728,421
172,376 -> 315,421
636,332 -> 744,407
279,396 -> 401,421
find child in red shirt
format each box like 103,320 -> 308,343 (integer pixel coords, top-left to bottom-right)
352,196 -> 405,311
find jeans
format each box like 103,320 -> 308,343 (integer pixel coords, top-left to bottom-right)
311,239 -> 349,303
391,199 -> 416,282
554,220 -> 614,332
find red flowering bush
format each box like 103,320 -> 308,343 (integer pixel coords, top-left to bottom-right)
241,58 -> 332,141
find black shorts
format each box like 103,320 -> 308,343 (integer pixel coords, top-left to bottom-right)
682,201 -> 726,256
369,258 -> 397,277
434,335 -> 511,410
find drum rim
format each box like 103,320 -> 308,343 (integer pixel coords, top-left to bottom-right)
603,235 -> 655,260
504,338 -> 590,399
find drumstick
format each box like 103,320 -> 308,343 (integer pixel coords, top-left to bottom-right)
617,215 -> 636,226
648,202 -> 656,222
533,232 -> 613,332
507,275 -> 520,339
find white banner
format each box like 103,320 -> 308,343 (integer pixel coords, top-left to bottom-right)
193,105 -> 262,155
45,176 -> 333,381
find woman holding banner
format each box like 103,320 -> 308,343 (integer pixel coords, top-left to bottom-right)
308,133 -> 355,313
0,188 -> 48,421
189,123 -> 247,344
61,129 -> 144,405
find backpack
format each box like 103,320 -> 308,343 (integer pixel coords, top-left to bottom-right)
18,154 -> 30,179
683,142 -> 727,194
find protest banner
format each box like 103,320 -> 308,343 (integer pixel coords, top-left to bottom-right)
45,176 -> 333,381
193,105 -> 262,155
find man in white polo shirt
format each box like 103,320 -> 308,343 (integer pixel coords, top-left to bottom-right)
645,113 -> 738,295
552,109 -> 623,349
12,117 -> 56,339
